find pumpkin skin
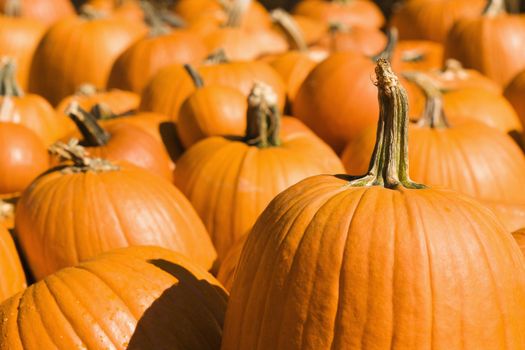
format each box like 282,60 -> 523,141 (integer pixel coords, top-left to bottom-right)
391,40 -> 444,72
391,0 -> 485,43
16,148 -> 217,279
0,224 -> 26,303
513,228 -> 525,256
0,122 -> 48,197
0,0 -> 75,25
445,10 -> 525,86
0,246 -> 227,350
85,0 -> 145,23
217,233 -> 247,291
314,24 -> 386,57
221,59 -> 525,350
504,69 -> 525,131
0,16 -> 45,89
140,60 -> 286,121
174,86 -> 345,263
29,14 -> 146,105
293,51 -> 379,153
107,30 -> 208,94
293,0 -> 384,29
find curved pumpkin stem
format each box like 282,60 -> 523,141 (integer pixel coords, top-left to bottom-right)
204,49 -> 229,65
403,71 -> 449,129
439,59 -> 469,81
49,139 -> 119,173
183,64 -> 204,89
224,0 -> 251,27
245,82 -> 281,148
0,58 -> 23,97
483,0 -> 506,16
140,1 -> 173,37
371,27 -> 398,62
271,9 -> 308,52
347,59 -> 424,189
66,102 -> 111,146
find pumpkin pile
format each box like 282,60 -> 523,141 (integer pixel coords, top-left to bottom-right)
0,0 -> 524,349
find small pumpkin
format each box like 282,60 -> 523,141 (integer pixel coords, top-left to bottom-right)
445,0 -> 525,86
0,222 -> 25,303
174,83 -> 344,262
177,65 -> 248,149
140,53 -> 286,121
28,7 -> 147,105
0,58 -> 71,145
221,59 -> 525,350
342,71 -> 525,231
0,245 -> 227,349
16,140 -> 217,279
0,122 -> 48,198
65,103 -> 173,181
0,0 -> 75,25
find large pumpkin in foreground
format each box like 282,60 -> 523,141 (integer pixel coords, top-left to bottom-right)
16,141 -> 216,279
0,246 -> 227,349
0,224 -> 25,303
221,60 -> 525,350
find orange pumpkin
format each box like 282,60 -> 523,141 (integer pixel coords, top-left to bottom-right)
445,0 -> 525,86
140,56 -> 286,121
342,72 -> 525,231
391,40 -> 444,72
16,140 -> 217,279
177,65 -> 248,149
0,246 -> 227,349
174,83 -> 344,263
217,233 -> 247,292
0,14 -> 45,89
0,223 -> 25,303
504,68 -> 525,132
513,228 -> 525,256
28,8 -> 147,105
221,59 -> 525,350
107,23 -> 208,93
65,103 -> 173,181
391,0 -> 485,43
0,122 -> 48,197
313,23 -> 386,56
293,51 -> 379,153
0,58 -> 71,145
293,0 -> 384,29
0,0 -> 75,25
85,0 -> 145,23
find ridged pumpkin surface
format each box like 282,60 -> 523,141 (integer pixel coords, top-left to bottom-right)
16,157 -> 216,279
513,228 -> 525,256
0,246 -> 227,349
0,225 -> 26,303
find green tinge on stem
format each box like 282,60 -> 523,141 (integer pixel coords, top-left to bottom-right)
347,59 -> 424,190
403,71 -> 449,129
183,64 -> 204,89
271,9 -> 308,52
245,82 -> 281,148
0,58 -> 23,97
66,102 -> 111,147
372,27 -> 398,62
483,0 -> 506,16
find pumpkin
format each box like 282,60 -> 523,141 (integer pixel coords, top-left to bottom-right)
512,228 -> 525,257
292,0 -> 384,29
0,122 -> 48,198
217,233 -> 247,292
391,0 -> 485,43
0,58 -> 71,145
16,140 -> 217,279
85,0 -> 145,23
0,245 -> 227,349
313,22 -> 386,56
391,40 -> 444,72
174,82 -> 344,263
0,223 -> 25,303
28,8 -> 147,105
504,68 -> 525,131
0,14 -> 45,89
342,71 -> 525,231
221,59 -> 525,350
445,0 -> 525,86
140,55 -> 286,121
177,65 -> 248,149
107,6 -> 208,94
0,0 -> 75,25
65,103 -> 173,181
292,51 -> 379,153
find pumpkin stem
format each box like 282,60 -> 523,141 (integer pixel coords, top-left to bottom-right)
3,0 -> 21,16
245,82 -> 281,148
66,102 -> 111,146
79,5 -> 106,19
0,200 -> 14,223
347,59 -> 424,189
371,27 -> 398,62
76,83 -> 98,96
483,0 -> 506,16
271,9 -> 308,52
224,0 -> 251,27
403,72 -> 449,128
0,58 -> 23,97
439,59 -> 469,81
204,49 -> 229,65
49,139 -> 119,173
140,1 -> 172,37
183,64 -> 204,89
90,103 -> 118,120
